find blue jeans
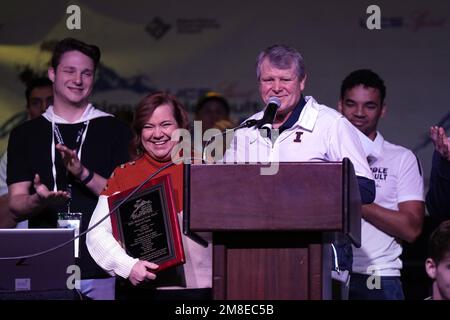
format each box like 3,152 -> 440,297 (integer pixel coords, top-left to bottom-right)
80,278 -> 115,300
349,273 -> 405,300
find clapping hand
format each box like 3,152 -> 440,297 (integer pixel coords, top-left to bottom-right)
33,173 -> 70,205
56,143 -> 84,179
430,126 -> 450,161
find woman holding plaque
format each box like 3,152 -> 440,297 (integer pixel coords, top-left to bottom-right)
86,92 -> 212,300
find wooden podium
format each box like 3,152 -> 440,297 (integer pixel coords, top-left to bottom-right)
184,159 -> 361,300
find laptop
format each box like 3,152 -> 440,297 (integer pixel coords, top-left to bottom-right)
0,229 -> 75,299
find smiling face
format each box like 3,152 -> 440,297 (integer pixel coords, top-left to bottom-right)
339,84 -> 386,141
48,50 -> 95,108
140,103 -> 180,162
258,58 -> 305,121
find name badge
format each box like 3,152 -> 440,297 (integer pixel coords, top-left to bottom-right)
57,212 -> 82,258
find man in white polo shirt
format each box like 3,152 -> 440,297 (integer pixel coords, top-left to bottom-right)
223,45 -> 374,186
222,45 -> 376,281
338,69 -> 425,300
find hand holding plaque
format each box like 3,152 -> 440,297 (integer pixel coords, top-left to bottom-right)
108,174 -> 185,272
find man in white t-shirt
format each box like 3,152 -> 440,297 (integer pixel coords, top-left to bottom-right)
338,69 -> 425,300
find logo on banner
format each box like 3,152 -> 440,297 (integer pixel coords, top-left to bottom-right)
360,9 -> 447,31
177,18 -> 221,34
145,16 -> 222,39
146,17 -> 172,40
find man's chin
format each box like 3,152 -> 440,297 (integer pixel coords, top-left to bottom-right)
66,97 -> 89,107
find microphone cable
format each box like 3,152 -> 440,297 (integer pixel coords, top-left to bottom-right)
0,157 -> 202,261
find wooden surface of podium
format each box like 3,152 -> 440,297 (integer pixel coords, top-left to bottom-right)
184,160 -> 361,300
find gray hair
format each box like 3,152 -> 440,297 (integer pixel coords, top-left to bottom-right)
256,44 -> 306,81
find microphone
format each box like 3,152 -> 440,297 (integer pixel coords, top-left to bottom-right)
257,97 -> 281,130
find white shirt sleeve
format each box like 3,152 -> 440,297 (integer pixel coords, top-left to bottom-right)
397,150 -> 424,203
328,117 -> 373,180
86,195 -> 138,279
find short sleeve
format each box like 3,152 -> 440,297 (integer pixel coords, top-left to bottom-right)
7,126 -> 32,185
397,151 -> 424,203
327,116 -> 373,180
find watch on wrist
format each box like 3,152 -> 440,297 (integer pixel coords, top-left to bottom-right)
80,169 -> 94,185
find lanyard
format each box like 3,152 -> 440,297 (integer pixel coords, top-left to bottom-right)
51,120 -> 90,194
53,122 -> 88,153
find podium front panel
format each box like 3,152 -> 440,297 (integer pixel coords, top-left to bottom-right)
189,162 -> 346,232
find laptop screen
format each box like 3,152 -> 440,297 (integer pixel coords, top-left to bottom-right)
0,229 -> 75,293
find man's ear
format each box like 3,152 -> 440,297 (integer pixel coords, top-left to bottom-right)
48,68 -> 55,83
338,100 -> 343,114
380,104 -> 387,118
299,74 -> 307,91
425,258 -> 437,279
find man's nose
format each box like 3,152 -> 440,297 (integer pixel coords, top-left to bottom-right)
355,106 -> 365,117
74,72 -> 82,85
272,79 -> 281,92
